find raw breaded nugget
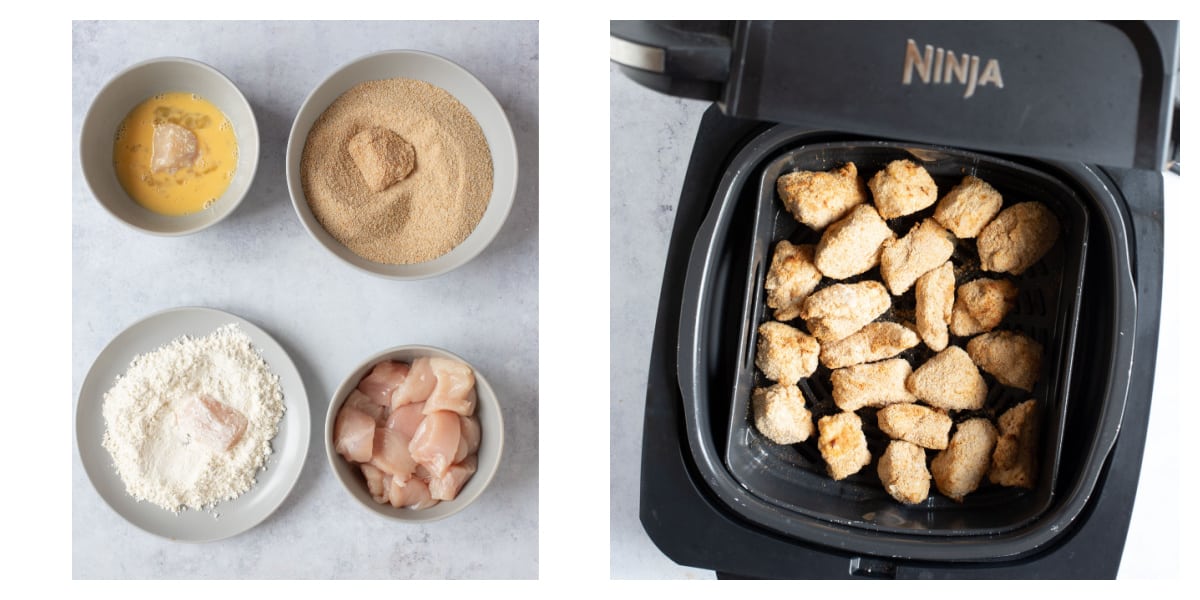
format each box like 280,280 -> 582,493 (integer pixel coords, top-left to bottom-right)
878,440 -> 931,504
879,218 -> 956,296
830,358 -> 916,412
977,201 -> 1060,275
755,321 -> 820,385
950,278 -> 1019,337
752,383 -> 814,445
877,403 -> 953,450
907,346 -> 987,411
966,330 -> 1043,392
931,418 -> 998,502
819,322 -> 919,369
933,176 -> 1004,238
799,281 -> 891,343
764,240 -> 823,321
814,204 -> 895,279
989,400 -> 1040,488
915,261 -> 954,351
868,159 -> 938,219
776,162 -> 868,231
817,412 -> 872,480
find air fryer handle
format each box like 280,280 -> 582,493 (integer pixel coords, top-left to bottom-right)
609,20 -> 732,101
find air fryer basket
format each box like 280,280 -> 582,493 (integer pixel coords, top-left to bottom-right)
725,142 -> 1088,535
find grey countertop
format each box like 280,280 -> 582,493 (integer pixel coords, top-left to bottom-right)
71,21 -> 539,579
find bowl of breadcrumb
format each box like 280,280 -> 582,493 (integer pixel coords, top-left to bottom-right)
286,50 -> 518,279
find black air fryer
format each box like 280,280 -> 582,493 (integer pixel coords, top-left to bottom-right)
613,21 -> 1178,578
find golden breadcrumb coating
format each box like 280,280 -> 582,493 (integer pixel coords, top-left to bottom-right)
933,176 -> 1004,238
868,159 -> 938,219
877,403 -> 953,450
755,321 -> 820,385
819,322 -> 919,369
906,346 -> 988,411
989,400 -> 1039,488
830,358 -> 916,412
776,162 -> 868,231
799,281 -> 891,343
764,240 -> 823,321
878,440 -> 931,504
814,204 -> 896,279
977,201 -> 1060,275
966,330 -> 1043,392
931,418 -> 998,502
915,261 -> 955,351
950,278 -> 1019,337
879,218 -> 956,296
817,412 -> 872,480
752,383 -> 814,445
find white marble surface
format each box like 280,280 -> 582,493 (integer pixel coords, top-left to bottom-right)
608,63 -> 1176,579
71,21 -> 539,579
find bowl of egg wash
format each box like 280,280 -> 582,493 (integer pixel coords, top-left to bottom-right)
80,57 -> 259,236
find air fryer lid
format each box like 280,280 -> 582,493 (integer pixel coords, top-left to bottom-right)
610,20 -> 1179,171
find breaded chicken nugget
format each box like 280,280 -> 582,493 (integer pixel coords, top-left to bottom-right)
877,403 -> 953,450
830,358 -> 916,412
931,418 -> 998,501
878,440 -> 931,504
933,176 -> 1004,238
799,281 -> 891,343
777,162 -> 868,231
817,412 -> 872,480
915,261 -> 955,351
977,202 -> 1060,275
819,322 -> 919,369
814,204 -> 896,279
752,383 -> 814,445
764,240 -> 823,321
966,331 -> 1043,392
989,400 -> 1039,488
879,218 -> 956,296
907,346 -> 988,411
755,321 -> 820,385
950,278 -> 1019,337
868,159 -> 938,219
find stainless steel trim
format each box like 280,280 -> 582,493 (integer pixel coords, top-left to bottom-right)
610,35 -> 666,73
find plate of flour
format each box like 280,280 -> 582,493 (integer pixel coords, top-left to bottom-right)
76,306 -> 310,542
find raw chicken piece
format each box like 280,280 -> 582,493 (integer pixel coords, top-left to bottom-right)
429,456 -> 478,501
409,410 -> 462,476
764,240 -> 822,321
879,218 -> 956,296
931,419 -> 998,502
389,476 -> 438,510
868,159 -> 938,219
817,412 -> 871,480
906,346 -> 988,411
755,321 -> 820,385
370,427 -> 417,481
933,176 -> 1003,238
391,357 -> 437,410
344,389 -> 387,425
151,122 -> 198,173
334,403 -> 376,463
915,261 -> 955,351
830,358 -> 916,412
950,278 -> 1019,337
799,281 -> 891,343
423,358 -> 477,416
459,415 -> 482,455
967,331 -> 1043,392
977,202 -> 1060,275
177,394 -> 247,452
989,400 -> 1040,488
361,464 -> 391,504
752,383 -> 814,445
819,321 -> 919,369
358,361 -> 410,406
386,401 -> 427,439
776,162 -> 868,231
348,126 -> 416,192
813,204 -> 895,279
878,440 -> 931,505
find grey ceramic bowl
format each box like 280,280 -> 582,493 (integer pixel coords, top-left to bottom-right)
325,345 -> 504,522
79,57 -> 260,236
285,50 -> 518,279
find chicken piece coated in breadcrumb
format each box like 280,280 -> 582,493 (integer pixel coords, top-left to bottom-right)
814,204 -> 895,279
877,403 -> 953,450
878,440 -> 931,504
868,159 -> 938,219
830,358 -> 916,412
819,322 -> 919,369
752,383 -> 814,445
989,400 -> 1039,488
817,412 -> 872,480
764,240 -> 823,322
977,202 -> 1060,275
933,176 -> 1004,238
966,330 -> 1043,392
879,218 -> 956,296
776,162 -> 868,231
799,281 -> 891,343
931,418 -> 998,502
950,278 -> 1019,337
906,346 -> 988,411
755,321 -> 820,385
915,261 -> 955,351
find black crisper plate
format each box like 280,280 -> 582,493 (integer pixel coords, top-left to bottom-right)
723,142 -> 1089,535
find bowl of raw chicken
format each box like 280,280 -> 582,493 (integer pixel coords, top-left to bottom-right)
326,345 -> 503,522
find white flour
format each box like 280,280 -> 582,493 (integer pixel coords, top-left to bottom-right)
101,323 -> 285,512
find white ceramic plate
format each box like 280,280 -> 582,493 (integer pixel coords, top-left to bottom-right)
76,307 -> 310,542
